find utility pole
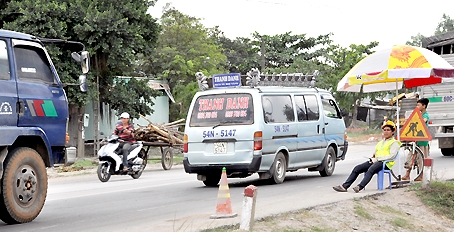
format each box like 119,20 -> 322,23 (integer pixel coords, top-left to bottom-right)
260,36 -> 266,71
94,55 -> 100,156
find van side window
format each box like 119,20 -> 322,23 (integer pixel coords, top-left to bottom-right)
322,98 -> 341,118
294,95 -> 308,121
0,40 -> 9,80
14,45 -> 55,84
303,95 -> 320,121
262,95 -> 294,123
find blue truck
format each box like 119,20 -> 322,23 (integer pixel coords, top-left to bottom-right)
0,29 -> 88,224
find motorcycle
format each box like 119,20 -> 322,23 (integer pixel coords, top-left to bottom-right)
97,135 -> 148,182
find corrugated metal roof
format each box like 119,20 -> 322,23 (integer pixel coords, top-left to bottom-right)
441,54 -> 454,66
422,31 -> 454,48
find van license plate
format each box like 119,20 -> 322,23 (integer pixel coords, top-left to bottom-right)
214,142 -> 227,154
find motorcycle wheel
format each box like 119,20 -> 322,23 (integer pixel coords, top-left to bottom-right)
97,163 -> 111,182
131,149 -> 147,179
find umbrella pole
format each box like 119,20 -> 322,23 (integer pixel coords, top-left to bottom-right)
396,79 -> 400,140
395,79 -> 402,179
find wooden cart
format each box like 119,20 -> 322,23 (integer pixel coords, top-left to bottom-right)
141,141 -> 182,170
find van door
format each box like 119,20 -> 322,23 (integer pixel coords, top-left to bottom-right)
0,39 -> 18,132
13,39 -> 68,147
294,95 -> 326,166
261,95 -> 298,168
320,94 -> 345,153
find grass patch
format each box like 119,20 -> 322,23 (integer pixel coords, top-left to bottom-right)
353,205 -> 373,220
346,128 -> 382,138
58,159 -> 96,172
391,217 -> 412,229
378,205 -> 405,216
148,156 -> 184,164
415,181 -> 454,220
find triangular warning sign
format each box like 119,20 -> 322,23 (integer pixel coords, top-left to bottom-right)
399,107 -> 432,141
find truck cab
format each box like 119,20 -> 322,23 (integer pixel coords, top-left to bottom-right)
0,29 -> 88,224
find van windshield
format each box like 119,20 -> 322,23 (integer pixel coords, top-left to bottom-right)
189,93 -> 254,127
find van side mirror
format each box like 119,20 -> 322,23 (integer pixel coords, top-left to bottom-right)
79,74 -> 87,92
341,108 -> 348,117
71,51 -> 90,74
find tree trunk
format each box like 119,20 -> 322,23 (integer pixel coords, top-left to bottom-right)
349,92 -> 363,128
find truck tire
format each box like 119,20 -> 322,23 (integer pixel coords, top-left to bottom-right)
270,152 -> 287,184
0,147 -> 47,224
319,147 -> 336,177
441,148 -> 453,156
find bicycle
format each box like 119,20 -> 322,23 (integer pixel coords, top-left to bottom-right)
389,141 -> 424,182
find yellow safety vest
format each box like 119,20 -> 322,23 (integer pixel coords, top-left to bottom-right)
375,138 -> 401,169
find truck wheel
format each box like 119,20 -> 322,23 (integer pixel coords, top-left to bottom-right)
319,147 -> 336,177
0,147 -> 47,224
270,152 -> 286,184
131,149 -> 147,179
203,173 -> 221,187
440,148 -> 453,156
161,148 -> 173,170
97,163 -> 111,182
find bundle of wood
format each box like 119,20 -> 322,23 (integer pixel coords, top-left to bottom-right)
134,115 -> 185,144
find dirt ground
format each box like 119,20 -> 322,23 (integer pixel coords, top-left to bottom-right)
248,131 -> 454,232
248,186 -> 454,232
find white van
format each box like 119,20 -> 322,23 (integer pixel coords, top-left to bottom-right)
183,71 -> 348,186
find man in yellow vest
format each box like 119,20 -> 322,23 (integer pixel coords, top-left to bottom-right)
333,121 -> 401,193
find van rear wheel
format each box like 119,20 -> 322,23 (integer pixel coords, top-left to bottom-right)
319,147 -> 336,177
270,152 -> 286,184
203,174 -> 221,187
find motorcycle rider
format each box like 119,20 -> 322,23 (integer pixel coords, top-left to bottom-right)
113,112 -> 136,171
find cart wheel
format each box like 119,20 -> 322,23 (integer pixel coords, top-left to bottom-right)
161,147 -> 173,170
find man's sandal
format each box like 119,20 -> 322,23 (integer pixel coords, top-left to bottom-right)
333,185 -> 347,192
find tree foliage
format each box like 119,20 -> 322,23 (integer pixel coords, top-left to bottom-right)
1,0 -> 160,118
406,33 -> 426,47
435,13 -> 454,35
145,5 -> 227,121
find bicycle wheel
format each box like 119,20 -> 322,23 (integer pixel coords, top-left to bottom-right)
390,144 -> 424,181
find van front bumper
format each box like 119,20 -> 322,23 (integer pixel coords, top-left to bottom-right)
183,155 -> 262,174
338,140 -> 348,160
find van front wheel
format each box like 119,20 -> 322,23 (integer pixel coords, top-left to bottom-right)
270,152 -> 286,184
319,147 -> 336,177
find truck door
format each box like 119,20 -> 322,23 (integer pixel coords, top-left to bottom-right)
0,39 -> 18,130
13,39 -> 68,147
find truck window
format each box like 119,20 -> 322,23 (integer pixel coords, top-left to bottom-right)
189,93 -> 254,127
262,95 -> 294,123
14,45 -> 55,84
303,94 -> 320,121
0,40 -> 9,80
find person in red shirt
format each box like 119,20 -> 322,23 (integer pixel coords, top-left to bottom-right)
113,112 -> 135,171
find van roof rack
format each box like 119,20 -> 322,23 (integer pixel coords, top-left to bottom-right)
196,68 -> 319,91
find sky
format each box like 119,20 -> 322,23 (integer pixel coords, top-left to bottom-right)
148,0 -> 454,51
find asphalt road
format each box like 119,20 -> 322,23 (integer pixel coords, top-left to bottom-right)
2,140 -> 453,232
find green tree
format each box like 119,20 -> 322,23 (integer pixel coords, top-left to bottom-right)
1,0 -> 161,118
435,13 -> 454,35
145,5 -> 227,121
320,42 -> 381,127
406,33 -> 426,47
252,31 -> 332,70
218,36 -> 260,74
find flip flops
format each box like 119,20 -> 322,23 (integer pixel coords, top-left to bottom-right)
353,186 -> 361,193
333,185 -> 347,192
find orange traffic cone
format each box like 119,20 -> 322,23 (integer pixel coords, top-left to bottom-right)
210,167 -> 238,219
